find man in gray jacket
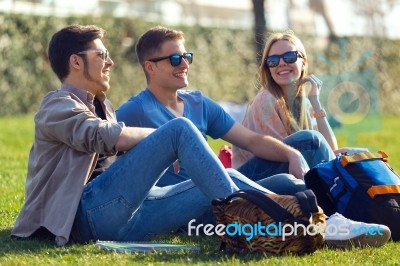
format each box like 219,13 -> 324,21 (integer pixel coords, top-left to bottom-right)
10,24 -> 293,246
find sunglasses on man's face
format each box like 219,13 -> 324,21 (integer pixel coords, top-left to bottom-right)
148,52 -> 193,67
77,49 -> 110,61
265,51 -> 302,68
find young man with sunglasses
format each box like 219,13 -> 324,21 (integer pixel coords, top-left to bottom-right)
116,26 -> 334,192
11,24 -> 286,246
116,26 -> 391,249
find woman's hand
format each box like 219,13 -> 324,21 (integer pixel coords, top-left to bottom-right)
299,74 -> 323,98
299,74 -> 339,151
298,74 -> 324,110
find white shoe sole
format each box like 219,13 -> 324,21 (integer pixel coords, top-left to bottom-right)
325,228 -> 391,249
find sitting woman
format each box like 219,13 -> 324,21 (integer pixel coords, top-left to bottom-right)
230,31 -> 391,250
232,30 -> 366,172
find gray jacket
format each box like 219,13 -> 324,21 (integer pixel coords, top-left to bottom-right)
11,84 -> 124,246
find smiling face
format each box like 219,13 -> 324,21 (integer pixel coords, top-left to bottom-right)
76,38 -> 114,96
146,39 -> 190,92
267,40 -> 304,91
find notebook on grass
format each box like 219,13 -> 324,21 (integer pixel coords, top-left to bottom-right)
95,240 -> 200,253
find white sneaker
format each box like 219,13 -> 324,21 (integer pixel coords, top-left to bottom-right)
324,213 -> 391,249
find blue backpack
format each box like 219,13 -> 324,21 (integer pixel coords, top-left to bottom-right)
304,151 -> 400,241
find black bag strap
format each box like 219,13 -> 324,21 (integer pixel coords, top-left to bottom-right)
220,189 -> 313,225
295,190 -> 319,219
304,167 -> 338,216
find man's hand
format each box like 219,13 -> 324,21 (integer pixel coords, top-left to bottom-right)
173,160 -> 180,174
287,151 -> 310,180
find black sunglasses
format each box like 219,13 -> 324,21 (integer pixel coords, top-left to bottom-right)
265,51 -> 302,68
148,53 -> 193,67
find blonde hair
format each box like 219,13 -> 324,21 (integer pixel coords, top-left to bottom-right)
258,30 -> 310,134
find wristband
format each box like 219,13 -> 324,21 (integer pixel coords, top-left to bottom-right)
314,108 -> 326,119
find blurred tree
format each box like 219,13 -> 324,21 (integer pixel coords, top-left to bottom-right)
288,0 -> 337,39
308,0 -> 337,38
352,0 -> 399,37
252,0 -> 267,64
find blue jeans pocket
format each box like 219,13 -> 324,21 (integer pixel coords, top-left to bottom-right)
86,196 -> 133,241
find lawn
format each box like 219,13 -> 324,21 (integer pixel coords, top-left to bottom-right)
1,114 -> 400,265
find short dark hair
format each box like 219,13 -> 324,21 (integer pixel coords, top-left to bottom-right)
48,24 -> 105,81
136,25 -> 184,66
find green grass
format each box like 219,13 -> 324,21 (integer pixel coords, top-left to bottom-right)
1,114 -> 400,265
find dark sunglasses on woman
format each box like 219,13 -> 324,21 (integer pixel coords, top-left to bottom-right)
148,53 -> 193,67
265,51 -> 302,68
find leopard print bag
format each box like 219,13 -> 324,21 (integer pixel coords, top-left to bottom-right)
211,189 -> 326,255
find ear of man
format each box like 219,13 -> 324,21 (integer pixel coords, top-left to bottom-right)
144,61 -> 154,72
70,54 -> 82,70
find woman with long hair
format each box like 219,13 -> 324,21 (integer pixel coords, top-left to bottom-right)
232,30 -> 365,170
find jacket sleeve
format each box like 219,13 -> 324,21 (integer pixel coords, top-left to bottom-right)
35,91 -> 124,154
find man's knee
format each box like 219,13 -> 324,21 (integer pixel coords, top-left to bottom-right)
169,117 -> 196,129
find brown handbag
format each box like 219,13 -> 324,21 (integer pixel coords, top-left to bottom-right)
211,189 -> 326,255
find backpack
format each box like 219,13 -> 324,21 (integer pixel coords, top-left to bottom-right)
211,189 -> 326,255
304,150 -> 400,241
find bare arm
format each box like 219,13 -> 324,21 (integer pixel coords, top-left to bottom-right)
223,123 -> 309,179
114,127 -> 156,151
303,74 -> 339,150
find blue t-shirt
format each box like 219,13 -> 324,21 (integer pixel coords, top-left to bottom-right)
116,88 -> 235,185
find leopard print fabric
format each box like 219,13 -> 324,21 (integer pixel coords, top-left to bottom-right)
212,193 -> 326,255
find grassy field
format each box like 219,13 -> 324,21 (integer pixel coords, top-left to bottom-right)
1,114 -> 400,265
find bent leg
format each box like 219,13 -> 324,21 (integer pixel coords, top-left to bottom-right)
283,130 -> 335,167
118,169 -> 275,241
237,130 -> 334,181
74,117 -> 239,242
228,168 -> 306,195
155,166 -> 190,186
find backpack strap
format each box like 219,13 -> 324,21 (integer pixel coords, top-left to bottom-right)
221,189 -> 312,225
340,151 -> 387,167
304,168 -> 337,216
295,190 -> 319,219
367,185 -> 400,198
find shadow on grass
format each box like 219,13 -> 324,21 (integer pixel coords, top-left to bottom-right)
0,227 -> 58,256
123,234 -> 270,264
91,232 -> 273,263
0,228 -> 271,263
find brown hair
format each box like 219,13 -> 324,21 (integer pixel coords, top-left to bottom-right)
135,26 -> 185,81
136,26 -> 185,65
258,30 -> 309,134
48,24 -> 105,81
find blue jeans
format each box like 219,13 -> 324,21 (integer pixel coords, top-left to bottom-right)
156,165 -> 305,195
237,130 -> 335,183
73,117 -> 278,242
157,130 -> 331,195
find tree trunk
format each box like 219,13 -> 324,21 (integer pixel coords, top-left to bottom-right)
252,0 -> 266,64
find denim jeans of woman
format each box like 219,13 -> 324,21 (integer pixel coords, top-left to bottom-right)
73,117 -> 294,242
237,130 -> 335,186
